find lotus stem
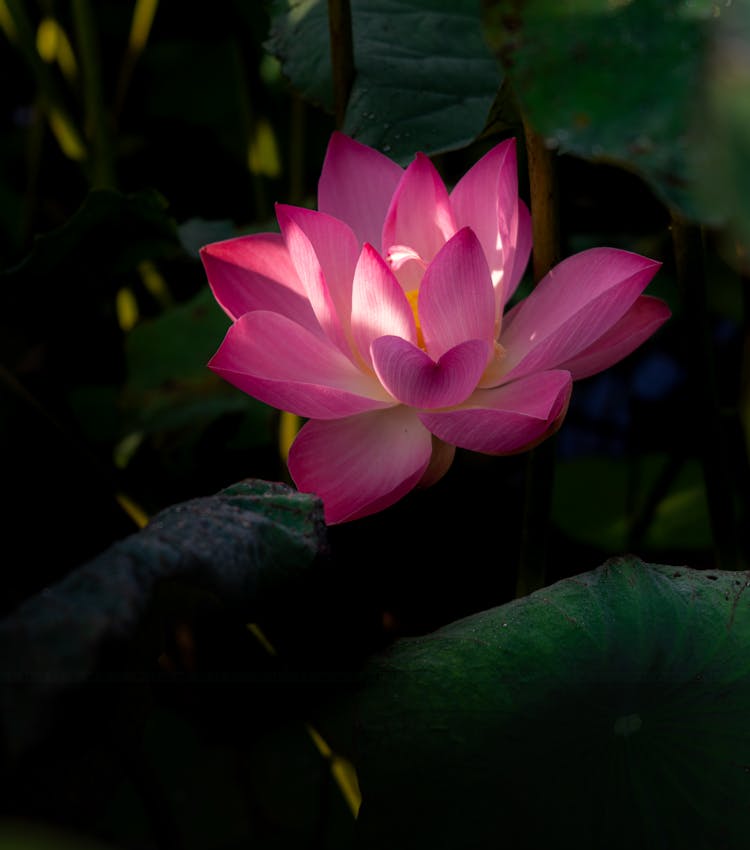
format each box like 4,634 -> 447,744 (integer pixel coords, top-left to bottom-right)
3,0 -> 88,165
516,117 -> 561,597
114,0 -> 159,120
328,0 -> 354,129
671,215 -> 741,569
71,0 -> 115,187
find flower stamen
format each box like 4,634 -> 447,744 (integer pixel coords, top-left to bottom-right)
404,288 -> 425,350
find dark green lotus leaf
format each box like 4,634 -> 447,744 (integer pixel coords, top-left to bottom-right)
121,285 -> 267,437
492,0 -> 716,219
356,557 -> 750,849
266,0 -> 501,163
0,480 -> 326,754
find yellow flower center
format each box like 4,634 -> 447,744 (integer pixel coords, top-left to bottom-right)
405,288 -> 425,350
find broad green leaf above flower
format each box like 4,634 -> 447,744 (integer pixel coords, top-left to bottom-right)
201,133 -> 670,524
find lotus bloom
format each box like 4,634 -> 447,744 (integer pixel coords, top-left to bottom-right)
202,132 -> 669,524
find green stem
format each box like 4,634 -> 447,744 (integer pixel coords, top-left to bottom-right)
515,118 -> 561,598
328,0 -> 354,129
289,94 -> 306,206
114,0 -> 159,122
626,453 -> 685,551
72,0 -> 116,187
522,116 -> 561,282
4,0 -> 88,164
516,439 -> 557,597
230,38 -> 268,222
671,215 -> 740,569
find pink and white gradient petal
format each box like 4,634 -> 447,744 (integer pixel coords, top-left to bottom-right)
317,131 -> 404,250
371,336 -> 490,409
351,244 -> 417,369
420,370 -> 572,454
505,201 -> 532,306
209,311 -> 394,419
499,248 -> 661,381
288,407 -> 434,524
382,153 -> 457,290
418,228 -> 496,360
557,295 -> 671,380
418,436 -> 456,489
276,204 -> 360,356
450,139 -> 523,308
200,233 -> 319,331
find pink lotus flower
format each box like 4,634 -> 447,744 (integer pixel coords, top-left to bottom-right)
202,132 -> 669,524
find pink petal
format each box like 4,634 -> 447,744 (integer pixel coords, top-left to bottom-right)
417,436 -> 456,489
276,204 -> 360,356
382,153 -> 457,290
351,244 -> 417,369
450,138 -> 523,310
371,335 -> 489,409
288,407 -> 433,524
419,370 -> 572,454
209,311 -> 394,419
557,295 -> 671,379
200,233 -> 318,331
499,248 -> 662,381
419,227 -> 496,360
505,200 -> 532,305
317,131 -> 403,250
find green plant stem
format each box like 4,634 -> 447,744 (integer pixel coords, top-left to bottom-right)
515,118 -> 561,598
114,0 -> 159,122
289,94 -> 306,206
230,38 -> 268,222
72,0 -> 116,187
516,439 -> 557,597
671,215 -> 740,569
4,0 -> 88,163
328,0 -> 354,129
522,117 -> 561,283
626,452 -> 685,551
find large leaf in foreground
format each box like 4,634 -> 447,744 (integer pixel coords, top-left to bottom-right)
0,480 -> 325,753
266,0 -> 500,163
356,557 -> 750,849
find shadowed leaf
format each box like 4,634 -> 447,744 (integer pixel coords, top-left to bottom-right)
266,0 -> 501,163
489,0 -> 715,218
0,480 -> 326,754
356,556 -> 750,849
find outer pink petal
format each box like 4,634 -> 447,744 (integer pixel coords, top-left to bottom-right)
276,204 -> 360,356
351,243 -> 417,369
288,407 -> 433,524
200,233 -> 319,331
419,227 -> 496,360
209,311 -> 394,419
419,370 -> 572,454
450,138 -> 521,311
505,200 -> 532,305
499,248 -> 662,381
371,335 -> 489,409
418,436 -> 456,489
382,153 -> 457,290
557,295 -> 671,379
317,132 -> 403,250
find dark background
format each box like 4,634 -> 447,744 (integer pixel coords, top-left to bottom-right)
0,2 -> 747,848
